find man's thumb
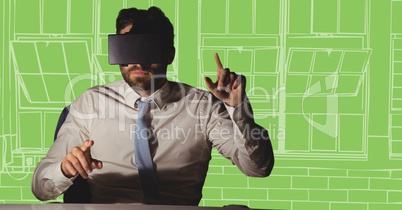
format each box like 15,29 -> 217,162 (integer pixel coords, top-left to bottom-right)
204,77 -> 215,92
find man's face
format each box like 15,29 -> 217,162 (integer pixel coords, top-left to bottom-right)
119,24 -> 168,91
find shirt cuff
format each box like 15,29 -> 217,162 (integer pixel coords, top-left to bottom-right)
224,99 -> 254,122
46,161 -> 75,192
224,103 -> 236,118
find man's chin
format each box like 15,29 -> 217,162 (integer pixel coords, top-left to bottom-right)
123,76 -> 167,92
132,84 -> 152,91
126,81 -> 151,91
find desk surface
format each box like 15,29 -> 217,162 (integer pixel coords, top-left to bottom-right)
0,204 -> 265,210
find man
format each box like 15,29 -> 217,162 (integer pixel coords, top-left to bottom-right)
32,6 -> 274,205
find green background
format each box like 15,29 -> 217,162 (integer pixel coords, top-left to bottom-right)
1,0 -> 401,209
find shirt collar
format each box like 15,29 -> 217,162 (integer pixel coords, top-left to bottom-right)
148,81 -> 171,110
121,80 -> 171,110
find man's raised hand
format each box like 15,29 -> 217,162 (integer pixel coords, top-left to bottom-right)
204,53 -> 246,107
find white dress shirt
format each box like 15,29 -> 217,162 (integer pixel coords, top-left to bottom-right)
31,80 -> 274,205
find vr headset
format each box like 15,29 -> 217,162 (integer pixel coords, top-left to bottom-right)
108,34 -> 163,65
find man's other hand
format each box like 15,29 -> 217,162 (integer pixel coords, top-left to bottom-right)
61,140 -> 103,179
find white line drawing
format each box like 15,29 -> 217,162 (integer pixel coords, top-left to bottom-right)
390,0 -> 402,159
0,0 -> 401,209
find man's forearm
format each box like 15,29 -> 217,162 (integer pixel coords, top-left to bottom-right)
228,102 -> 275,177
32,160 -> 74,201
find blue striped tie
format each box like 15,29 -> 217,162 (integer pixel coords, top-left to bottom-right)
134,99 -> 160,204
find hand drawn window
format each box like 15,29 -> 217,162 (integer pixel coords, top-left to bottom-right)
11,41 -> 92,107
198,0 -> 282,151
285,48 -> 370,156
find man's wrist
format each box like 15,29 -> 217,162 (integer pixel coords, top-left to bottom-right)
223,94 -> 247,107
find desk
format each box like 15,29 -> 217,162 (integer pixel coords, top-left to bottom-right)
0,204 -> 264,210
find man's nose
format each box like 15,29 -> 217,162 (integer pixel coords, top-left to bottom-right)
139,64 -> 151,69
131,64 -> 151,70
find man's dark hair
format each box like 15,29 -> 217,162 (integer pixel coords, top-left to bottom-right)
116,6 -> 174,54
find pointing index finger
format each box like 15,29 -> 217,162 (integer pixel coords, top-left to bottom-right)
215,53 -> 223,70
80,140 -> 94,152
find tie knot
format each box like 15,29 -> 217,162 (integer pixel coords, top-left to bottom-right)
137,99 -> 153,105
136,99 -> 153,116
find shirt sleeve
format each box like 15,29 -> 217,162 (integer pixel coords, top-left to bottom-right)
31,91 -> 93,201
206,96 -> 274,177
